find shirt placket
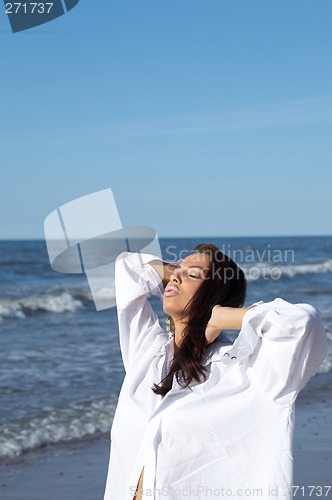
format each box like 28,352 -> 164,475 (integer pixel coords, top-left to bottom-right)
130,339 -> 193,500
141,413 -> 162,500
126,342 -> 170,500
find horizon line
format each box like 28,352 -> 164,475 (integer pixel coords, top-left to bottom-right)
0,234 -> 331,241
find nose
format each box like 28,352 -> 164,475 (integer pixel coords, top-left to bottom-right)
169,269 -> 181,284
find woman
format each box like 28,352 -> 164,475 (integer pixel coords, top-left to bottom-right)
103,243 -> 327,500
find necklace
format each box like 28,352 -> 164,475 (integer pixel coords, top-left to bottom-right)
166,316 -> 175,341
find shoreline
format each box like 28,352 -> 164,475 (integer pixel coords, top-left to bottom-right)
0,434 -> 110,500
1,403 -> 331,500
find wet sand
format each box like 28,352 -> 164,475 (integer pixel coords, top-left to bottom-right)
1,404 -> 331,500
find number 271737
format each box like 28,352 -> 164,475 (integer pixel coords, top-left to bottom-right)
5,3 -> 54,14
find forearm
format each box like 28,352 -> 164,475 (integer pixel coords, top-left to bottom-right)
205,305 -> 254,344
216,306 -> 253,330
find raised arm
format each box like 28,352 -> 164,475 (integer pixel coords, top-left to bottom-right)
205,304 -> 255,344
212,299 -> 327,402
115,253 -> 166,371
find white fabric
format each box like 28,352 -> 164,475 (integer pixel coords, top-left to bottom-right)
103,252 -> 327,500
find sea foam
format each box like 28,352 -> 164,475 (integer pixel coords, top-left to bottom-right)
0,292 -> 83,320
0,398 -> 117,459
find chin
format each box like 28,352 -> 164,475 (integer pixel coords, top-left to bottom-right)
163,303 -> 170,315
163,303 -> 183,320
163,300 -> 176,317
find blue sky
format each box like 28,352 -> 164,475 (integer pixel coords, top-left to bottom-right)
1,0 -> 331,238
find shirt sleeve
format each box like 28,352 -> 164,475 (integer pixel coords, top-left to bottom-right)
114,252 -> 166,372
224,298 -> 328,403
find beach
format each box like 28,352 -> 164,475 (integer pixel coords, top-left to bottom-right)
1,388 -> 331,500
1,237 -> 331,500
0,435 -> 110,500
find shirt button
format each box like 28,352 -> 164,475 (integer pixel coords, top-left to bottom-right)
231,356 -> 237,360
224,352 -> 230,357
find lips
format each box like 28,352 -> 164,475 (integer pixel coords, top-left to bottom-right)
163,284 -> 179,297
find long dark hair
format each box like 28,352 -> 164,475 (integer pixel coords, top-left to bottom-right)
152,243 -> 247,397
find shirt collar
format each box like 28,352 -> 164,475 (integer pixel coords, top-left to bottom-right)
154,333 -> 236,365
154,323 -> 261,366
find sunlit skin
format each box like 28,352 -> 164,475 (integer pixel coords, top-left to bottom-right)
163,253 -> 211,350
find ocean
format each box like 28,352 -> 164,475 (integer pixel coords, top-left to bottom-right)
0,236 -> 331,462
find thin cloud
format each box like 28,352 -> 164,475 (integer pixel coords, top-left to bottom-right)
1,95 -> 332,143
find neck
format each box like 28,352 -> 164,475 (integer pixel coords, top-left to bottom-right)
173,319 -> 187,352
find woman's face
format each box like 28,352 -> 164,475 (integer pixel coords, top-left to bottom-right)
163,252 -> 211,319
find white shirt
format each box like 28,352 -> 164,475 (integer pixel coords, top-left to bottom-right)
103,253 -> 327,500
